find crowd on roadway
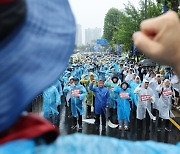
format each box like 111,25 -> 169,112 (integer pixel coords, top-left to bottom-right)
42,53 -> 180,133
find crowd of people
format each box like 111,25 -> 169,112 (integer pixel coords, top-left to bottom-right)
42,53 -> 180,133
1,0 -> 180,152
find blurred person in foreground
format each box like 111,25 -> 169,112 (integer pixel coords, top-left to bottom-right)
0,0 -> 180,153
133,11 -> 180,77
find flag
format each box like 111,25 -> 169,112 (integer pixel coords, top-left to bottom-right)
117,45 -> 122,55
163,1 -> 167,13
133,30 -> 137,56
133,43 -> 137,56
93,45 -> 99,52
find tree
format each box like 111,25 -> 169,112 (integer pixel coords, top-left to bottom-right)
157,0 -> 180,13
103,8 -> 121,44
111,0 -> 163,60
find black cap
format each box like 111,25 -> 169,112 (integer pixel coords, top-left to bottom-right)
73,77 -> 79,81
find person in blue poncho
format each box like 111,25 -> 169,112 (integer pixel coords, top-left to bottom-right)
62,71 -> 72,86
89,79 -> 110,131
129,76 -> 141,119
63,77 -> 74,107
104,76 -> 121,123
114,82 -> 132,130
54,80 -> 63,107
43,85 -> 61,126
65,77 -> 87,129
129,76 -> 141,106
99,65 -> 108,81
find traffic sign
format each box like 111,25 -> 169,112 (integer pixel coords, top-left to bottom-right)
96,39 -> 108,45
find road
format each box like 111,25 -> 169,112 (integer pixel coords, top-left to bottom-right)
32,95 -> 180,144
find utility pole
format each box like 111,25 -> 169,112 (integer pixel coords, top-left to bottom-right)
145,0 -> 147,19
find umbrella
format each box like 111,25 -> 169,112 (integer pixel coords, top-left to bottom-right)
119,57 -> 128,61
139,59 -> 156,67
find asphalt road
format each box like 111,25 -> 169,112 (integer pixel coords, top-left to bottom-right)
32,95 -> 180,144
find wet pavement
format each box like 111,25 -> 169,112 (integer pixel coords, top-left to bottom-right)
32,95 -> 180,144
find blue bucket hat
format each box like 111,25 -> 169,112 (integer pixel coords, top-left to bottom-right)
0,0 -> 76,132
73,77 -> 79,81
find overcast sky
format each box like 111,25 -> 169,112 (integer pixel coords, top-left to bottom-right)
69,0 -> 140,29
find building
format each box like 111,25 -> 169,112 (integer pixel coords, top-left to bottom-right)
85,27 -> 102,45
75,24 -> 82,47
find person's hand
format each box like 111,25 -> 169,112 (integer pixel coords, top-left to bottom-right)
111,86 -> 114,91
133,11 -> 180,76
74,94 -> 79,98
107,76 -> 111,81
66,81 -> 69,85
160,81 -> 164,86
92,80 -> 96,84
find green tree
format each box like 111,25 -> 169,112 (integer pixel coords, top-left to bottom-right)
157,0 -> 179,13
103,8 -> 121,44
111,0 -> 163,60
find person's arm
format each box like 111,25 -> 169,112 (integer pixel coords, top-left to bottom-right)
134,85 -> 141,94
55,88 -> 61,105
133,11 -> 180,77
78,86 -> 87,101
63,85 -> 70,93
80,75 -> 89,85
106,90 -> 110,106
113,85 -> 120,93
104,78 -> 111,88
57,81 -> 63,96
156,84 -> 162,93
89,83 -> 96,92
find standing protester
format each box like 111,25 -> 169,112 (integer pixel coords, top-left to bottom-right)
149,72 -> 161,119
54,80 -> 63,113
114,82 -> 132,130
1,1 -> 180,152
89,79 -> 110,131
156,79 -> 175,131
63,77 -> 74,116
129,76 -> 141,118
134,79 -> 155,132
80,73 -> 97,118
104,76 -> 121,123
43,85 -> 60,126
125,68 -> 134,82
64,77 -> 87,129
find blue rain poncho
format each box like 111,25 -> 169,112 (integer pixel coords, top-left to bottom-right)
89,83 -> 110,115
54,80 -> 63,105
65,82 -> 87,117
104,80 -> 119,109
129,81 -> 141,107
99,65 -> 108,81
43,86 -> 60,118
113,63 -> 119,73
114,86 -> 132,122
62,71 -> 71,86
1,134 -> 180,154
71,68 -> 81,79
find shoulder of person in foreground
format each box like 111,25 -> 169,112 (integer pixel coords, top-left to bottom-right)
1,133 -> 180,154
